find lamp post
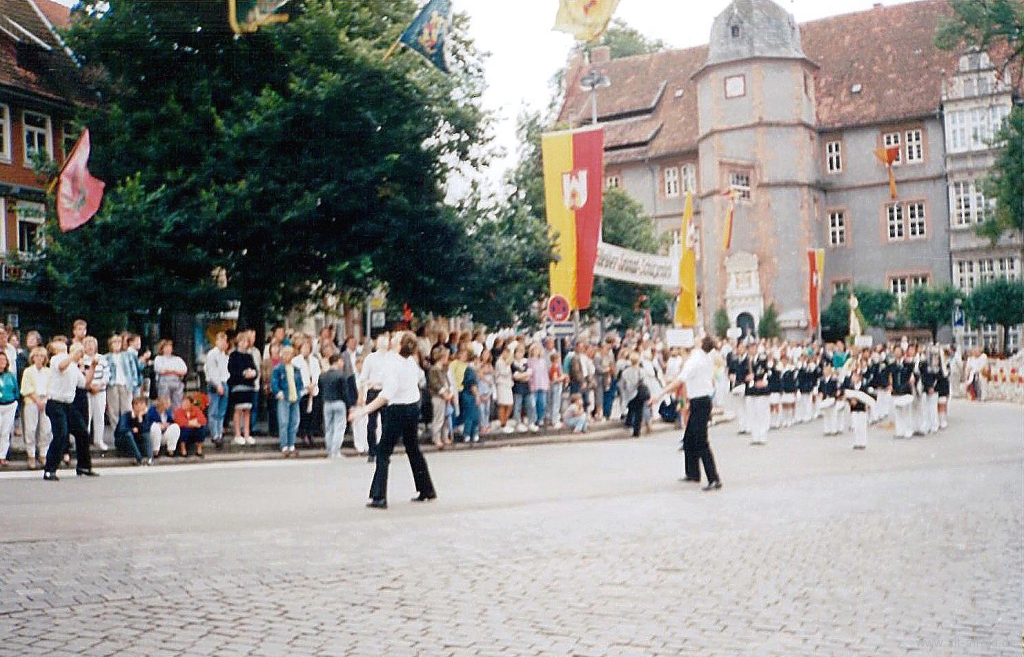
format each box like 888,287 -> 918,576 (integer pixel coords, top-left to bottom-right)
579,68 -> 610,126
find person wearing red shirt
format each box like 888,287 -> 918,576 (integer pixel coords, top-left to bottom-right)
172,395 -> 208,458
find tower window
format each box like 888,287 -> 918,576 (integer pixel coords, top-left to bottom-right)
731,25 -> 740,38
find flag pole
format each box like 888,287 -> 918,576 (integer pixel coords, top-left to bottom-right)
382,38 -> 402,61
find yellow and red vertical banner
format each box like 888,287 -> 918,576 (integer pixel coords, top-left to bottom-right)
722,189 -> 737,251
542,126 -> 604,310
808,248 -> 824,330
674,191 -> 698,328
873,146 -> 900,200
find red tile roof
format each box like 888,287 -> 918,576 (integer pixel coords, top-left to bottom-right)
0,0 -> 85,106
558,0 -> 1013,156
33,0 -> 71,29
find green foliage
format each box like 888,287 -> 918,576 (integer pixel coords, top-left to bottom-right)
904,285 -> 960,339
821,286 -> 898,340
713,307 -> 730,339
586,188 -> 669,329
33,0 -> 489,330
580,18 -> 666,58
966,279 -> 1024,332
978,106 -> 1024,240
757,304 -> 781,339
936,0 -> 1024,240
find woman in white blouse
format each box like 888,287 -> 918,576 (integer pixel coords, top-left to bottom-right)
291,335 -> 321,447
350,332 -> 436,510
20,346 -> 51,469
153,340 -> 188,409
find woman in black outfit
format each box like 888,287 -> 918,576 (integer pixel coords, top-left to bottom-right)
227,333 -> 259,445
349,332 -> 436,510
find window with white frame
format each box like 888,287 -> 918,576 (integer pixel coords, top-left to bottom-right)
724,74 -> 746,99
882,132 -> 902,165
828,211 -> 846,246
23,111 -> 52,164
832,281 -> 850,295
664,167 -> 680,198
955,260 -> 977,293
946,110 -> 969,152
978,258 -> 997,283
887,203 -> 904,240
907,202 -> 926,238
62,121 -> 78,159
947,105 -> 1012,153
15,201 -> 45,254
825,140 -> 842,173
905,129 -> 923,163
729,171 -> 751,200
890,275 -> 929,305
0,104 -> 10,162
951,180 -> 991,227
605,175 -> 620,189
680,164 -> 697,193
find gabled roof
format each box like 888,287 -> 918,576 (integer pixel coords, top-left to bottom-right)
0,0 -> 86,107
558,0 -> 1011,158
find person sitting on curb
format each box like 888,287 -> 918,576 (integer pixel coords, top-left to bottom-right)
147,397 -> 180,459
115,396 -> 152,466
563,392 -> 588,434
173,395 -> 207,458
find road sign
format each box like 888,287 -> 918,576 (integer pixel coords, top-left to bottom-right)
547,295 -> 571,323
952,307 -> 965,329
547,321 -> 575,337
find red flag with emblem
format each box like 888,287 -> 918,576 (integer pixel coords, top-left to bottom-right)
873,146 -> 900,200
57,129 -> 105,232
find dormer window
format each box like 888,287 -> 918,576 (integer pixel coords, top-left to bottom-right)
731,25 -> 740,38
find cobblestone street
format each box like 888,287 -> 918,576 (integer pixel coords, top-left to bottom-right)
1,400 -> 1021,656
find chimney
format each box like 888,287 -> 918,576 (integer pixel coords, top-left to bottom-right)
590,46 -> 612,64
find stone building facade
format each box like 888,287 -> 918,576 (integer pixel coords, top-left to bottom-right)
557,0 -> 1021,342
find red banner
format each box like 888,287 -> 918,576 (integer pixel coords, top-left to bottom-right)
57,129 -> 105,232
808,249 -> 824,330
571,129 -> 603,309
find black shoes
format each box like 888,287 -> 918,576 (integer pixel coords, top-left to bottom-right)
43,471 -> 59,482
702,480 -> 722,491
76,469 -> 100,477
366,499 -> 387,510
411,493 -> 437,502
679,477 -> 701,484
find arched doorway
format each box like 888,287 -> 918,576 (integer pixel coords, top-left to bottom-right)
737,312 -> 755,339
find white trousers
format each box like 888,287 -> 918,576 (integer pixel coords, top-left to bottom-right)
750,397 -> 770,444
88,391 -> 107,447
796,393 -> 813,423
851,410 -> 868,448
150,424 -> 181,457
734,392 -> 748,432
921,392 -> 939,434
838,403 -> 851,432
824,403 -> 842,435
893,403 -> 914,438
0,402 -> 16,459
23,401 -> 52,459
876,390 -> 892,421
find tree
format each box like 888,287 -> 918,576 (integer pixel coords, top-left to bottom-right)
757,304 -> 781,339
936,0 -> 1024,238
820,286 -> 898,340
905,285 -> 960,340
581,18 -> 666,59
586,188 -> 669,329
966,279 -> 1024,353
713,307 -> 731,339
32,0 -> 489,334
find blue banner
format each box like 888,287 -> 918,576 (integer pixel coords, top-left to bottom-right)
399,0 -> 452,74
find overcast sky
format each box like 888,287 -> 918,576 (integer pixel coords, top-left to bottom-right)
56,0 -> 922,190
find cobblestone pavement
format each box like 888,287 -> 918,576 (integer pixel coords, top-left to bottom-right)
1,400 -> 1021,656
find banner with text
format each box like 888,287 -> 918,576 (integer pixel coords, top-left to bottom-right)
593,241 -> 678,289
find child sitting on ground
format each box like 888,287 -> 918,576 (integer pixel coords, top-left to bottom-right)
563,393 -> 588,434
115,396 -> 153,465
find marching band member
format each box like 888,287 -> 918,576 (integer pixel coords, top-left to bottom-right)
747,348 -> 771,445
819,366 -> 841,436
728,342 -> 749,434
767,355 -> 782,429
890,347 -> 916,439
796,356 -> 818,424
937,346 -> 951,429
845,368 -> 875,450
779,356 -> 798,427
919,347 -> 940,434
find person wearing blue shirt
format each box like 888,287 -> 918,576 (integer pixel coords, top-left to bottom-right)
115,397 -> 152,465
0,351 -> 18,466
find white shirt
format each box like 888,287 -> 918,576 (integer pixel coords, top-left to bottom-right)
380,353 -> 425,405
293,354 -> 321,395
678,348 -> 715,399
359,350 -> 389,390
47,353 -> 85,404
204,347 -> 230,386
154,354 -> 187,377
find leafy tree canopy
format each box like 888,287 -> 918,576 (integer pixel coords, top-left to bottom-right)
904,285 -> 960,340
579,18 -> 667,59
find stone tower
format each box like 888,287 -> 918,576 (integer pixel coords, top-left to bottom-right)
692,0 -> 822,338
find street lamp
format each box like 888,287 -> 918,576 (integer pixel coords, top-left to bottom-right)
579,68 -> 610,126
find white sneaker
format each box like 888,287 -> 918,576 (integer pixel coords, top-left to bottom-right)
289,445 -> 297,452
529,424 -> 539,433
472,435 -> 480,443
502,426 -> 515,434
553,422 -> 564,430
233,436 -> 246,446
246,436 -> 256,445
96,441 -> 109,451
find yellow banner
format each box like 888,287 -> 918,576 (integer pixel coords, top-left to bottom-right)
675,191 -> 698,328
542,131 -> 578,308
553,0 -> 621,42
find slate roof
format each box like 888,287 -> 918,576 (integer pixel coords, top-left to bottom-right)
558,0 -> 1014,157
